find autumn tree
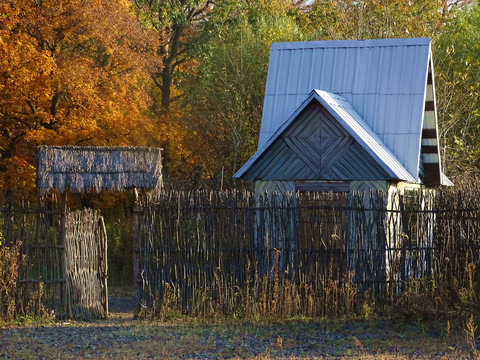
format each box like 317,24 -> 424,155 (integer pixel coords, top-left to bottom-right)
0,0 -> 159,197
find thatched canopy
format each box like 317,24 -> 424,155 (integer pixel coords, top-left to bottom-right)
37,146 -> 163,194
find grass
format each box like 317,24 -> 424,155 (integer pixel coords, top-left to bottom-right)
0,314 -> 477,359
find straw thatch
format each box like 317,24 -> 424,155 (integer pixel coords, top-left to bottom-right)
36,146 -> 163,194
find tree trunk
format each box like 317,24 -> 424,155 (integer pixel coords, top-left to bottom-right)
161,65 -> 172,114
151,66 -> 172,114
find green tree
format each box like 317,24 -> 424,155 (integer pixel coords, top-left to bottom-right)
435,5 -> 480,178
308,0 -> 451,40
133,0 -> 213,114
173,0 -> 308,188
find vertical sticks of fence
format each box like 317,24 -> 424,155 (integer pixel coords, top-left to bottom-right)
133,188 -> 142,310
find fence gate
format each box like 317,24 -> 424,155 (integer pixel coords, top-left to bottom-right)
64,208 -> 108,320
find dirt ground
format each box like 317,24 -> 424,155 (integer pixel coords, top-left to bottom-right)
0,296 -> 478,359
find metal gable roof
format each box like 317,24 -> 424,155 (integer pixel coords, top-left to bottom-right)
234,90 -> 416,183
258,38 -> 432,179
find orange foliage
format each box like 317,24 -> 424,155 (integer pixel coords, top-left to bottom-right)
0,0 -> 161,197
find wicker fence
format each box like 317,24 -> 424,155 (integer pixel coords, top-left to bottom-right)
2,186 -> 480,320
136,188 -> 480,317
0,203 -> 107,321
0,202 -> 64,319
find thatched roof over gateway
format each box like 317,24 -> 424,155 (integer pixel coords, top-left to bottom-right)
37,146 -> 163,194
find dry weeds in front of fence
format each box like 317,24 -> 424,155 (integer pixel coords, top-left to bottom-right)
0,241 -> 51,323
138,254 -> 359,321
0,241 -> 22,321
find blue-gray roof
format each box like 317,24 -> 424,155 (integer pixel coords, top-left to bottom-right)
255,38 -> 435,181
234,90 -> 416,182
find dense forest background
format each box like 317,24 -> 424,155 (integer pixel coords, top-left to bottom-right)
1,0 -> 480,196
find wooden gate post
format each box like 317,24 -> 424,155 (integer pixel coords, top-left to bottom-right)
99,216 -> 108,317
60,192 -> 72,318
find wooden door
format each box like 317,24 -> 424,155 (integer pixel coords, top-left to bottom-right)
64,209 -> 108,320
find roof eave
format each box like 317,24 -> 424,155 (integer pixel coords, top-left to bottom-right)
233,90 -> 320,179
440,173 -> 454,186
313,91 -> 417,183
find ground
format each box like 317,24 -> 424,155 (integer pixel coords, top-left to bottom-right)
0,296 -> 478,359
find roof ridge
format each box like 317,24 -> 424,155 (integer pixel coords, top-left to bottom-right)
271,38 -> 431,51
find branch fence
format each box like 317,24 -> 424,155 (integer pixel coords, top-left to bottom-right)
137,188 -> 480,318
1,186 -> 480,320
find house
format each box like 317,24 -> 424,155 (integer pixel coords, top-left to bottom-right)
233,38 -> 452,291
234,38 -> 452,194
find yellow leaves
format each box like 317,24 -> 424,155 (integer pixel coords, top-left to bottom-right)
0,156 -> 36,199
0,0 -> 159,196
0,4 -> 20,31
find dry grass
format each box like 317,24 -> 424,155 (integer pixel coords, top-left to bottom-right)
0,312 -> 478,359
138,253 -> 360,322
